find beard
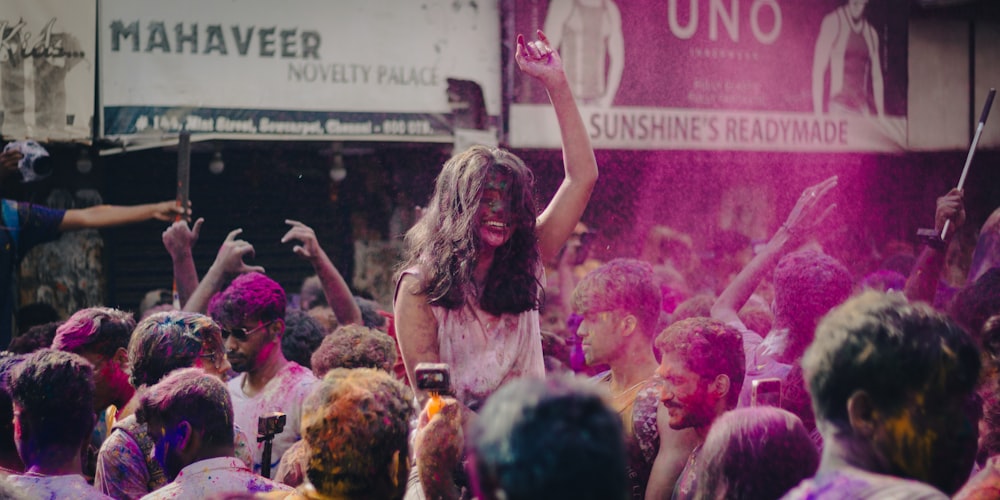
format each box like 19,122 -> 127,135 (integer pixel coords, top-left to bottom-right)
226,352 -> 252,373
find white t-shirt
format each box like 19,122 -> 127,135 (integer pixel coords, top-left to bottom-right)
8,473 -> 113,499
139,457 -> 292,499
227,362 -> 316,474
782,467 -> 948,500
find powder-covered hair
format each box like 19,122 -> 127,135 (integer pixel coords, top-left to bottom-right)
128,311 -> 223,388
573,258 -> 662,337
805,291 -> 980,427
693,407 -> 818,500
670,294 -> 716,324
310,324 -> 398,377
469,374 -> 628,500
207,272 -> 287,327
772,250 -> 852,355
51,307 -> 135,357
137,367 -> 234,448
301,368 -> 413,496
9,349 -> 95,453
654,317 -> 745,409
399,146 -> 541,316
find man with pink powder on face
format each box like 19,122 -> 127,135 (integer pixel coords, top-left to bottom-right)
207,272 -> 316,476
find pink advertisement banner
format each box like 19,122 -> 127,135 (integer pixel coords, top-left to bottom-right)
508,0 -> 909,152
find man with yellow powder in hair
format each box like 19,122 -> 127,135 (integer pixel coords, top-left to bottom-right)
268,368 -> 413,500
784,291 -> 980,499
571,259 -> 700,499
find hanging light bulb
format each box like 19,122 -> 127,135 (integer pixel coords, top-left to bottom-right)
76,148 -> 92,174
209,151 -> 224,175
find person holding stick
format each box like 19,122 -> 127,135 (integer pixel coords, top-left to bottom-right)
0,145 -> 185,347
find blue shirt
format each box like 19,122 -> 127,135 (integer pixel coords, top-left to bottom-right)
0,199 -> 65,346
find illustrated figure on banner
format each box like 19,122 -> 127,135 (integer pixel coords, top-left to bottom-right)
811,0 -> 885,117
543,0 -> 624,108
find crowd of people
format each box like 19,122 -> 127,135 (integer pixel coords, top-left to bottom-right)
0,29 -> 997,500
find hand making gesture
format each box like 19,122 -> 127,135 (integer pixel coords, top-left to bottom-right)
780,175 -> 838,243
515,30 -> 566,90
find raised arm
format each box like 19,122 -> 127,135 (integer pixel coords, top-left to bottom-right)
281,219 -> 361,326
516,30 -> 599,263
162,217 -> 204,308
905,188 -> 964,303
59,200 -> 185,231
183,229 -> 265,313
711,176 -> 838,326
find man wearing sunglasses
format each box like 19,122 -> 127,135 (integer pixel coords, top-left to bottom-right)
207,272 -> 317,476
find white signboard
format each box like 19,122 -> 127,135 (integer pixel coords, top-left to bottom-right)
100,0 -> 500,143
0,0 -> 96,142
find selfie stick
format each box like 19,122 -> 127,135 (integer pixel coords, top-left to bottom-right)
942,88 -> 996,240
258,412 -> 286,479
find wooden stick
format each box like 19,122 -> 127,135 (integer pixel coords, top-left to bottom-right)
173,131 -> 191,308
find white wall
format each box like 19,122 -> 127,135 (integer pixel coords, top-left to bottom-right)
909,17 -> 1000,150
975,21 -> 1000,149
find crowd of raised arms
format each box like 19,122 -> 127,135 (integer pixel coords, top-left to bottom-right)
0,28 -> 997,500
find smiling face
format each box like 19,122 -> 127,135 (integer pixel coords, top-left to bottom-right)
477,169 -> 514,250
656,351 -> 717,430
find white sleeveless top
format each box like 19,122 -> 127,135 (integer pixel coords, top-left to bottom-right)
397,267 -> 545,409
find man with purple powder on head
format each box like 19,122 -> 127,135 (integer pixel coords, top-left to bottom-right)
52,306 -> 137,481
138,368 -> 292,499
207,272 -> 316,475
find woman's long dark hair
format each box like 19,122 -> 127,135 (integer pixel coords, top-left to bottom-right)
399,146 -> 541,316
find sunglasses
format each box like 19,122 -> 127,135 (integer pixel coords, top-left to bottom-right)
221,320 -> 274,341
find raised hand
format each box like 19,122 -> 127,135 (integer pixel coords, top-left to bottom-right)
0,148 -> 21,181
414,397 -> 474,499
215,228 -> 265,275
780,175 -> 838,241
280,219 -> 323,261
162,217 -> 204,259
515,30 -> 566,89
150,200 -> 191,222
935,188 -> 965,237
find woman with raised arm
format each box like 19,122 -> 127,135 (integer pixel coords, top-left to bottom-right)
394,30 -> 598,413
